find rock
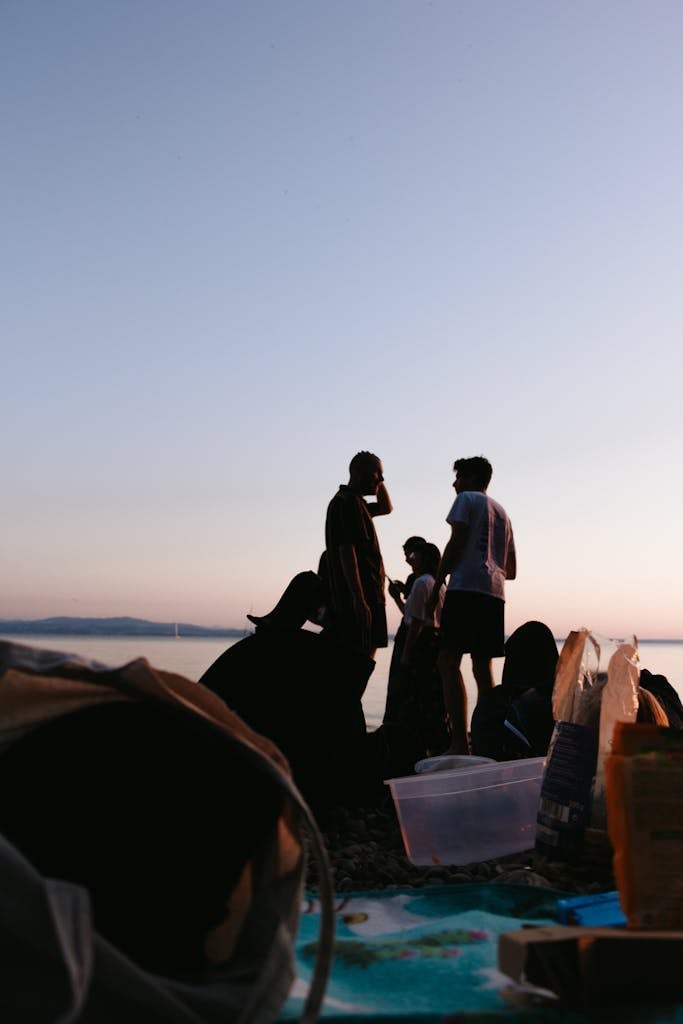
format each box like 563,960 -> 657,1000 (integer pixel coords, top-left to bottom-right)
493,869 -> 552,887
305,793 -> 616,896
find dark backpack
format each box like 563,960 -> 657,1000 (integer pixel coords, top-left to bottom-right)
471,685 -> 554,761
0,639 -> 334,1024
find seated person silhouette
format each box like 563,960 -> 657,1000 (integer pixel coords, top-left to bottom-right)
202,565 -> 391,816
470,620 -> 558,761
0,698 -> 284,977
247,554 -> 328,631
638,667 -> 683,728
636,685 -> 670,725
202,553 -> 422,814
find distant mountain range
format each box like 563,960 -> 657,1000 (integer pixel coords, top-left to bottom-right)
0,616 -> 244,638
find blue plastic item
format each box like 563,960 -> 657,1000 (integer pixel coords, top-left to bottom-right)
556,891 -> 626,928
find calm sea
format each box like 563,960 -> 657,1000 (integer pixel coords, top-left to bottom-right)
3,633 -> 683,732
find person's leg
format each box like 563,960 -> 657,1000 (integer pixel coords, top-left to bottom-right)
469,595 -> 503,708
382,622 -> 407,724
436,591 -> 470,754
471,654 -> 494,695
436,646 -> 469,754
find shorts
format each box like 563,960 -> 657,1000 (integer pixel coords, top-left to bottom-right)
327,601 -> 388,654
439,590 -> 505,658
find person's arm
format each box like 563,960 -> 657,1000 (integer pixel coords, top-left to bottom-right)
338,542 -> 371,624
387,578 -> 406,614
368,482 -> 393,517
505,530 -> 517,580
401,575 -> 429,666
426,521 -> 469,613
436,522 -> 468,588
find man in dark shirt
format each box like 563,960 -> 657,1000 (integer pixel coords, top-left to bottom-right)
324,451 -> 393,661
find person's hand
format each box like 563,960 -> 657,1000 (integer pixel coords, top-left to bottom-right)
351,597 -> 372,649
387,579 -> 403,601
353,596 -> 372,628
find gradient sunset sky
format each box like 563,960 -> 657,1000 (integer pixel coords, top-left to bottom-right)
4,1 -> 682,639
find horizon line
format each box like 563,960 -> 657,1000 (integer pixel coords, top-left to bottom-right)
0,615 -> 681,645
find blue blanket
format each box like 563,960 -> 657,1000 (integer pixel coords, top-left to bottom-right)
280,884 -> 683,1023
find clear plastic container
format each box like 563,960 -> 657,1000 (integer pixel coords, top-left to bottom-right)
386,757 -> 545,865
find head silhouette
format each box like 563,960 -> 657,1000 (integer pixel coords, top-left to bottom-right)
501,620 -> 558,695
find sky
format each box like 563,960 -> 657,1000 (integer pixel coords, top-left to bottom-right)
3,1 -> 683,641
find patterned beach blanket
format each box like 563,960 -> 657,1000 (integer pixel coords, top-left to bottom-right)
280,883 -> 683,1023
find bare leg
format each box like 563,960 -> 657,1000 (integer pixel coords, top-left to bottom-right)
436,648 -> 470,754
471,654 -> 494,697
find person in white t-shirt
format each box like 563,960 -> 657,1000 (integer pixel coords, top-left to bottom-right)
382,535 -> 427,725
427,456 -> 517,755
400,542 -> 445,667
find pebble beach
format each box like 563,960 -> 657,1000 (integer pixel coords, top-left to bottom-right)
305,793 -> 616,896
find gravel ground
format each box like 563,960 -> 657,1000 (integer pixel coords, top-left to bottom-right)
305,793 -> 616,895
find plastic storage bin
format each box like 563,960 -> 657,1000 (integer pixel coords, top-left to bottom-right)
386,756 -> 545,865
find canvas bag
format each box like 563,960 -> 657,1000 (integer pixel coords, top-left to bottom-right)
535,629 -> 639,861
0,640 -> 335,1024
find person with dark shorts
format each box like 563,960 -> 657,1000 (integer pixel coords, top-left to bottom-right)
324,451 -> 393,662
427,455 -> 516,754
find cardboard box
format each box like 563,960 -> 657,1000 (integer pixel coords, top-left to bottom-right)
385,757 -> 544,865
499,924 -> 683,1005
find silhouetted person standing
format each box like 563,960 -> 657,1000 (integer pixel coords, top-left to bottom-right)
428,455 -> 516,754
383,535 -> 427,724
324,451 -> 392,662
396,541 -> 449,757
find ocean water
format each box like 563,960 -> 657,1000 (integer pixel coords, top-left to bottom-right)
3,633 -> 683,732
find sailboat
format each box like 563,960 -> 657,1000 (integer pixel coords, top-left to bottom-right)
174,622 -> 180,639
